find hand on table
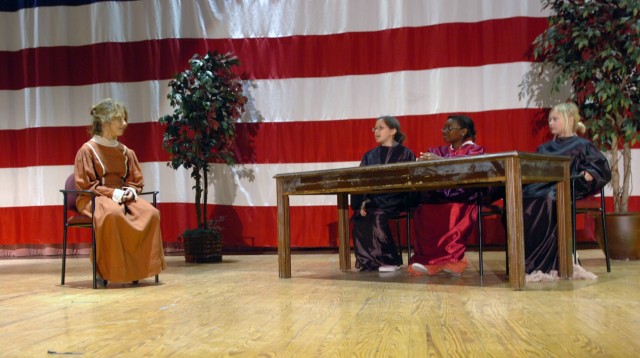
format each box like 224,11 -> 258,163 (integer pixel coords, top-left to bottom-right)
417,152 -> 442,161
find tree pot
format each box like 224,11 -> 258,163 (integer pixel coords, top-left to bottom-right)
182,229 -> 223,263
594,212 -> 640,260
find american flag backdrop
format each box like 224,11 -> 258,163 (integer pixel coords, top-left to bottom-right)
1,0 -> 638,256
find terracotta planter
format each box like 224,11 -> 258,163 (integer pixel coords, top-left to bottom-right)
182,229 -> 223,263
594,212 -> 640,260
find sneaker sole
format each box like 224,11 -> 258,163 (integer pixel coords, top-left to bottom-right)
378,266 -> 401,272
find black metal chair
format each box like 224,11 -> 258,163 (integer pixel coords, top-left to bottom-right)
476,195 -> 508,276
61,174 -> 160,288
391,210 -> 412,264
391,193 -> 420,264
571,175 -> 611,272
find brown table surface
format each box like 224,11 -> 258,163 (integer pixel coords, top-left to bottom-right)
274,151 -> 572,290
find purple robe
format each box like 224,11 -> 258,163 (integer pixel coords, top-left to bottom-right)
351,144 -> 416,271
410,143 -> 487,266
523,136 -> 611,273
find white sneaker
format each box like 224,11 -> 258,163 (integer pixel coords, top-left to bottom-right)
411,263 -> 428,273
378,265 -> 401,272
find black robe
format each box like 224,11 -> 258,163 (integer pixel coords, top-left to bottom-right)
351,144 -> 416,271
522,136 -> 611,273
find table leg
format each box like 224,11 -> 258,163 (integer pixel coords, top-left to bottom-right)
556,163 -> 573,279
277,179 -> 291,278
337,193 -> 351,270
505,157 -> 525,290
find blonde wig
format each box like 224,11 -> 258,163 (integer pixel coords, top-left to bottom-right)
550,102 -> 586,136
90,98 -> 128,136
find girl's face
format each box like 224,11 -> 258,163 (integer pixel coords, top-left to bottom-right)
548,110 -> 570,137
102,115 -> 128,139
373,118 -> 397,146
442,118 -> 466,145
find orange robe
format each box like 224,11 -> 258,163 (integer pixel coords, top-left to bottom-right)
74,139 -> 166,282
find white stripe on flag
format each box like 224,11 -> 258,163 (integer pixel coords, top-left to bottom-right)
0,161 -> 361,208
0,0 -> 548,51
0,63 -> 570,130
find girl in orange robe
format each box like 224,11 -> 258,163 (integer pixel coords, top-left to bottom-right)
74,98 -> 165,285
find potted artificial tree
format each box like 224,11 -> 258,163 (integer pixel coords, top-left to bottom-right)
160,51 -> 247,263
531,0 -> 640,259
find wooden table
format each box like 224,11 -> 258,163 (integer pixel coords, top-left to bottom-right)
274,151 -> 572,290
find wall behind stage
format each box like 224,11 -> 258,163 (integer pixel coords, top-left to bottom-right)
1,0 -> 639,255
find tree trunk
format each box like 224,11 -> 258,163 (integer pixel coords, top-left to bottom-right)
610,136 -> 621,213
610,136 -> 632,213
203,165 -> 209,229
194,168 -> 203,229
621,141 -> 631,213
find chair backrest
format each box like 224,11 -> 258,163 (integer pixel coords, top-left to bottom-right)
65,174 -> 78,212
576,188 -> 604,211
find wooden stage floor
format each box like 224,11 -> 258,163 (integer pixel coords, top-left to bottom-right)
0,249 -> 638,357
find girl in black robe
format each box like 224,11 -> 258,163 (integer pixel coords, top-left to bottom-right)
351,116 -> 416,272
523,102 -> 611,279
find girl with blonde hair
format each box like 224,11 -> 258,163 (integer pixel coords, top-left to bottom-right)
522,101 -> 611,280
74,98 -> 166,286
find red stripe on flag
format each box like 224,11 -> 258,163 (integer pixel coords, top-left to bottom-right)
0,109 -> 553,168
0,122 -> 168,168
3,199 -> 637,248
0,204 -> 339,248
0,17 -> 547,89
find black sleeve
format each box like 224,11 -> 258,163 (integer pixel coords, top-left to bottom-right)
573,142 -> 611,199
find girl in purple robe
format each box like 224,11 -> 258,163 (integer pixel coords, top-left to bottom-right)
351,116 -> 416,272
523,102 -> 610,280
409,115 -> 486,276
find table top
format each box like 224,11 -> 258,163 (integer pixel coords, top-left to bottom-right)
275,151 -> 570,196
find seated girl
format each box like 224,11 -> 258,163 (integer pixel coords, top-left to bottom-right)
409,115 -> 488,276
351,116 -> 416,272
523,102 -> 611,281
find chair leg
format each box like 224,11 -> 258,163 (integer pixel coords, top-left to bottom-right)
477,204 -> 484,276
394,217 -> 403,263
62,225 -> 68,286
571,179 -> 578,265
92,226 -> 97,289
406,211 -> 412,261
600,194 -> 611,272
572,217 -> 578,265
155,275 -> 159,283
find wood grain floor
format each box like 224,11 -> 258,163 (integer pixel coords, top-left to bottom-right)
0,249 -> 638,357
